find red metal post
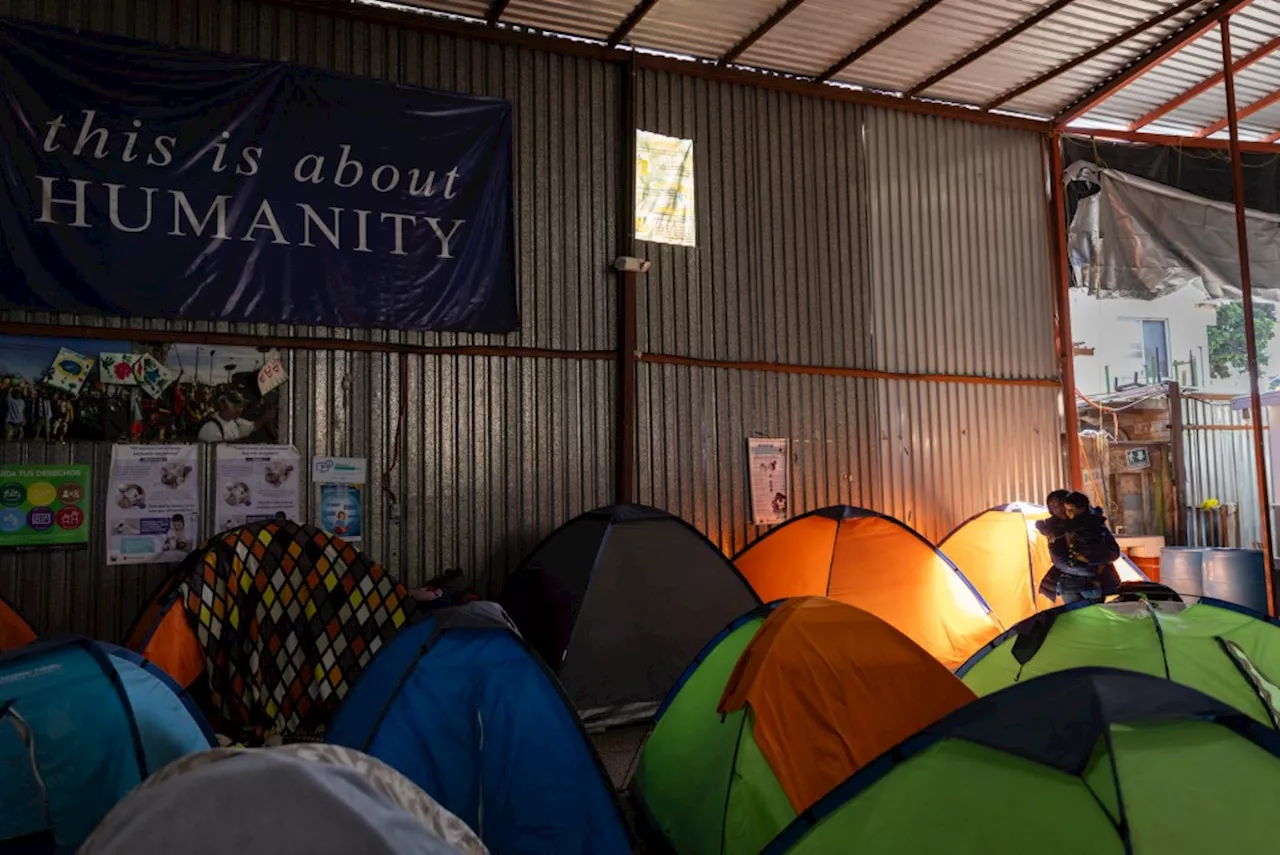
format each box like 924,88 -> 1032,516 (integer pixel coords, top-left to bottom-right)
1047,135 -> 1083,490
1221,16 -> 1277,614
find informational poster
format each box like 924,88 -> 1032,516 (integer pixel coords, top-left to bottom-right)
0,464 -> 90,548
106,445 -> 198,564
215,444 -> 301,533
635,130 -> 696,247
748,438 -> 789,526
313,457 -> 367,544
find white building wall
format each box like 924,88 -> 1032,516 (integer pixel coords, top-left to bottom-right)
1070,289 -> 1218,396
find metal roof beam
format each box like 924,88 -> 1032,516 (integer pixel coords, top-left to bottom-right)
907,0 -> 1078,97
984,0 -> 1206,111
1063,127 -> 1280,153
1196,86 -> 1280,136
1264,129 -> 1280,143
720,0 -> 810,66
1053,0 -> 1257,126
608,0 -> 662,47
815,0 -> 948,84
485,0 -> 511,25
1127,32 -> 1280,130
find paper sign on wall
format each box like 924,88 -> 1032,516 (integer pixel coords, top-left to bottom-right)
215,444 -> 301,533
635,130 -> 696,247
312,457 -> 367,544
0,464 -> 90,548
46,348 -> 93,394
106,445 -> 198,565
748,438 -> 790,526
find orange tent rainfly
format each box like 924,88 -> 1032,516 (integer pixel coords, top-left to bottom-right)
634,597 -> 977,855
733,506 -> 1002,669
940,503 -> 1148,628
0,592 -> 36,651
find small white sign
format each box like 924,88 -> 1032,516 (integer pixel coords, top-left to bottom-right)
748,438 -> 789,526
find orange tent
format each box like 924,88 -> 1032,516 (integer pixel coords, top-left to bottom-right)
940,503 -> 1148,628
0,592 -> 36,651
733,506 -> 1002,669
635,597 -> 977,855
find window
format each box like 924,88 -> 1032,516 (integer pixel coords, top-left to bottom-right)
1141,319 -> 1170,382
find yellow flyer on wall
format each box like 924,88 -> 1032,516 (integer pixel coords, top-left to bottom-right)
635,130 -> 695,247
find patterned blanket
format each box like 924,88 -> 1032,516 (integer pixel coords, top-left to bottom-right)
181,522 -> 408,743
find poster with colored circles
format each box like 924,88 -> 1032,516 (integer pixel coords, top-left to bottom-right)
0,464 -> 91,548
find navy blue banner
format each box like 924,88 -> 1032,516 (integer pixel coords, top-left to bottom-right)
0,19 -> 518,333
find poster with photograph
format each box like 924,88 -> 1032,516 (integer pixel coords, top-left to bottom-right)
106,445 -> 198,565
748,438 -> 790,526
312,457 -> 366,544
0,464 -> 90,548
215,444 -> 301,533
0,334 -> 284,444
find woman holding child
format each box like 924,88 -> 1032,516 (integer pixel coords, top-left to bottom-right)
1035,490 -> 1122,605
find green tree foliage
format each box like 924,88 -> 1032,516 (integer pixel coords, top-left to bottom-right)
1208,303 -> 1277,380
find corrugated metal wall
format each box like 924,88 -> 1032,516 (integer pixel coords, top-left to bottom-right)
636,71 -> 1061,547
0,0 -> 1065,637
864,110 -> 1062,537
0,0 -> 620,637
1182,395 -> 1266,549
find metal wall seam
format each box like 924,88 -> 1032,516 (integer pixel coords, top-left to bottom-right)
1181,395 -> 1266,549
0,0 -> 617,638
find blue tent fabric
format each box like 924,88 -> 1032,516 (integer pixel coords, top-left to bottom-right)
0,638 -> 214,852
328,605 -> 632,855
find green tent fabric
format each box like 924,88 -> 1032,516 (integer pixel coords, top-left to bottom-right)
765,668 -> 1280,854
959,599 -> 1280,728
633,610 -> 792,855
632,598 -> 975,855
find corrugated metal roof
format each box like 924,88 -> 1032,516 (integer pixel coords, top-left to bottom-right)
367,0 -> 1280,137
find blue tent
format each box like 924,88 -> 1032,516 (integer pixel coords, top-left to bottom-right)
0,638 -> 215,853
327,603 -> 633,854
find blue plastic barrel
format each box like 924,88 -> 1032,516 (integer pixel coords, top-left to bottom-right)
1160,548 -> 1204,599
1202,549 -> 1269,614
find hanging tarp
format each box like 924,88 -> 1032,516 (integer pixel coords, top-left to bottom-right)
0,19 -> 517,333
1067,162 -> 1280,304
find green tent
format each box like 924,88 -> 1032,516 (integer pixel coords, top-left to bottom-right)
959,598 -> 1280,728
765,668 -> 1280,854
633,597 -> 975,855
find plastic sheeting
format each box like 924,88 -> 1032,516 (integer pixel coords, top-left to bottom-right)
1067,163 -> 1280,304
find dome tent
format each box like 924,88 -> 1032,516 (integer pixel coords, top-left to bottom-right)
940,503 -> 1147,627
634,597 -> 975,855
0,638 -> 214,851
81,744 -> 485,855
0,592 -> 36,651
765,668 -> 1280,854
959,598 -> 1280,728
500,504 -> 760,727
127,521 -> 410,742
327,602 -> 632,855
733,506 -> 1001,668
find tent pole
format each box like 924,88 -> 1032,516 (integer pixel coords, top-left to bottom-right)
1221,16 -> 1277,615
615,53 -> 639,505
1046,134 -> 1083,490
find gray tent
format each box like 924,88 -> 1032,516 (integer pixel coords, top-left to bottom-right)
501,504 -> 760,728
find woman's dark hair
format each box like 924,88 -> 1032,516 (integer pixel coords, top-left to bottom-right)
1046,489 -> 1071,505
1063,492 -> 1092,511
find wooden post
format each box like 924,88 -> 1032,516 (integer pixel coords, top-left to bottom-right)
1046,135 -> 1083,489
1221,16 -> 1277,614
1168,381 -> 1187,546
615,54 -> 638,505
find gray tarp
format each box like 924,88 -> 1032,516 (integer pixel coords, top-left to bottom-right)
1067,162 -> 1280,303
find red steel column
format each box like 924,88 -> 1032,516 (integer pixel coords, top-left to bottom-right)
1047,135 -> 1083,490
1221,16 -> 1277,614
